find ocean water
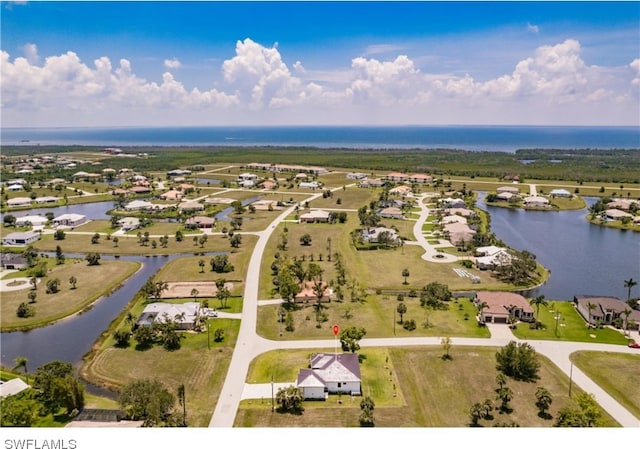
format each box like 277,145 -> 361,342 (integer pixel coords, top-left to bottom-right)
2,125 -> 639,152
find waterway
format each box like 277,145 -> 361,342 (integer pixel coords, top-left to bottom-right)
1,193 -> 637,381
478,193 -> 640,301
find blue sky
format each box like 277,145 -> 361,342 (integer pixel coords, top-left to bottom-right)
2,1 -> 639,127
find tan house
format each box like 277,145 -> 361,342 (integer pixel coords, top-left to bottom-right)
300,210 -> 331,223
408,173 -> 433,183
377,206 -> 404,219
475,291 -> 534,324
295,281 -> 332,304
159,190 -> 183,201
443,221 -> 476,246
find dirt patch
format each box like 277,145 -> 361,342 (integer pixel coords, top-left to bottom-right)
160,281 -> 234,299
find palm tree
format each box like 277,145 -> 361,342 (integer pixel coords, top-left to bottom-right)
396,303 -> 407,324
495,373 -> 507,392
529,295 -> 548,321
401,268 -> 410,285
497,386 -> 514,412
198,259 -> 205,273
13,356 -> 28,384
535,387 -> 553,418
469,403 -> 484,426
477,301 -> 489,323
624,278 -> 637,301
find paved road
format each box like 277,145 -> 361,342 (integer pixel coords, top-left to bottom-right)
208,185 -> 640,428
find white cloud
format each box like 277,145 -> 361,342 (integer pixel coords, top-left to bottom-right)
527,22 -> 540,34
364,44 -> 407,56
164,57 -> 182,69
21,43 -> 39,64
631,58 -> 640,86
1,37 -> 638,126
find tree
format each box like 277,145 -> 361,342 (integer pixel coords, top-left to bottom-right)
213,328 -> 225,342
496,386 -> 514,412
396,303 -> 407,324
359,396 -> 375,427
441,337 -> 453,360
134,325 -> 155,348
177,384 -> 186,426
555,392 -> 602,427
529,295 -> 548,321
198,259 -> 205,273
190,288 -> 199,300
85,252 -> 101,266
113,329 -> 131,347
198,234 -> 208,248
69,276 -> 77,290
495,341 -> 540,381
33,361 -> 84,414
230,234 -> 242,248
13,356 -> 28,380
402,268 -> 410,284
112,236 -> 119,247
275,385 -> 304,413
118,379 -> 176,426
16,302 -> 35,318
55,245 -> 65,265
535,387 -> 553,418
469,402 -> 484,426
299,233 -> 312,246
495,373 -> 507,391
46,278 -> 61,294
624,278 -> 637,301
420,282 -> 452,309
215,283 -> 231,309
175,230 -> 184,242
91,233 -> 100,244
339,326 -> 367,353
3,214 -> 16,227
27,290 -> 37,303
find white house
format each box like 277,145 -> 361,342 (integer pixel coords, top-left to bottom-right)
296,353 -> 361,400
523,196 -> 550,207
346,172 -> 367,180
474,246 -> 512,270
15,215 -> 49,227
7,184 -> 24,192
117,217 -> 141,231
496,186 -> 520,194
136,302 -> 201,330
35,196 -> 59,204
361,227 -> 400,244
2,231 -> 41,246
237,173 -> 258,182
53,213 -> 88,227
0,378 -> 30,398
7,197 -> 32,207
299,181 -> 321,189
550,189 -> 572,198
124,200 -> 153,211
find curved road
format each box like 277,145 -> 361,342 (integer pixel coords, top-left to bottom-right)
209,187 -> 640,427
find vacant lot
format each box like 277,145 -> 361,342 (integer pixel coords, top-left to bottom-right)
1,259 -> 140,332
236,346 -> 618,427
571,351 -> 640,419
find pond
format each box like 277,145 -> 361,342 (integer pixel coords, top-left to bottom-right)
478,193 -> 640,301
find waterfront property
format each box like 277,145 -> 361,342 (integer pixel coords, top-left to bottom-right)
474,291 -> 534,324
1,230 -> 41,246
53,213 -> 88,227
296,352 -> 361,400
185,216 -> 216,229
0,253 -> 28,269
136,302 -> 202,330
7,197 -> 32,207
0,378 -> 30,398
117,217 -> 141,231
573,295 -> 640,330
474,246 -> 512,270
15,215 -> 49,227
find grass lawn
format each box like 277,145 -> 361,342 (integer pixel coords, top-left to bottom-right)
74,219 -> 115,234
310,186 -> 378,210
511,301 -> 630,345
1,259 -> 140,332
571,351 -> 640,419
34,231 -> 258,256
83,317 -> 240,427
235,346 -> 618,427
256,295 -> 490,340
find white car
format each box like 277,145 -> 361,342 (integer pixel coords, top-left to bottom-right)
206,309 -> 218,318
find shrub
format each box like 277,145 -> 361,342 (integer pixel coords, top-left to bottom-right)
403,319 -> 416,331
16,302 -> 35,318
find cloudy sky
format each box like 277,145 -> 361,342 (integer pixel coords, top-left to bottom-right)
2,1 -> 639,127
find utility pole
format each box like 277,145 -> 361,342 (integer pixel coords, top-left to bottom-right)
568,362 -> 574,398
207,320 -> 210,350
271,374 -> 274,412
554,309 -> 560,337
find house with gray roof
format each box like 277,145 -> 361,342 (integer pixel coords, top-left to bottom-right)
2,231 -> 41,246
573,295 -> 640,329
296,352 -> 361,400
